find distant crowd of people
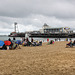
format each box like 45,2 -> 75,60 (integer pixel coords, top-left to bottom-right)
22,38 -> 42,46
47,40 -> 54,45
1,37 -> 75,50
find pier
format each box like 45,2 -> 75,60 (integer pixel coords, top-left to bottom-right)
9,23 -> 75,38
29,33 -> 75,38
9,32 -> 75,38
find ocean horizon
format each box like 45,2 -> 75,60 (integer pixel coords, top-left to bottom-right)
0,35 -> 75,42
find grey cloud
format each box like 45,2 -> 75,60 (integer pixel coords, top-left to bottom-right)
0,0 -> 75,18
0,0 -> 75,34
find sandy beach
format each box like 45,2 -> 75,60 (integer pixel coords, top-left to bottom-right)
0,41 -> 75,75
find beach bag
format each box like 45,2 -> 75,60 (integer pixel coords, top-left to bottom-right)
22,41 -> 27,46
53,41 -> 54,44
12,43 -> 18,49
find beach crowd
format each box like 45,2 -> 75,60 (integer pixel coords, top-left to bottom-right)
0,37 -> 75,50
0,37 -> 42,50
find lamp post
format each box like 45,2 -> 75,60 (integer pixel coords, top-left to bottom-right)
14,22 -> 17,32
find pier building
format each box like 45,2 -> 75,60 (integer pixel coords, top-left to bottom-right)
39,23 -> 73,33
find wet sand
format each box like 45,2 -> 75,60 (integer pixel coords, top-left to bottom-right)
0,41 -> 75,75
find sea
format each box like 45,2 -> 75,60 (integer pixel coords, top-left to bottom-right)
0,35 -> 75,42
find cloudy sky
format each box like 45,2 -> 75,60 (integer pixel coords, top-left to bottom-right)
0,0 -> 75,35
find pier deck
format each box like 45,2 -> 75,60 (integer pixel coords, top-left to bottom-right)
9,32 -> 75,38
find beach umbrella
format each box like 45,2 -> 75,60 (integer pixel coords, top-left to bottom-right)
0,40 -> 5,47
4,40 -> 11,46
15,40 -> 21,45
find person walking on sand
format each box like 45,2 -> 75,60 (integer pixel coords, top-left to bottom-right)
31,38 -> 33,42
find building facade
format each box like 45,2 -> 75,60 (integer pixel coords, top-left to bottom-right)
39,24 -> 73,33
